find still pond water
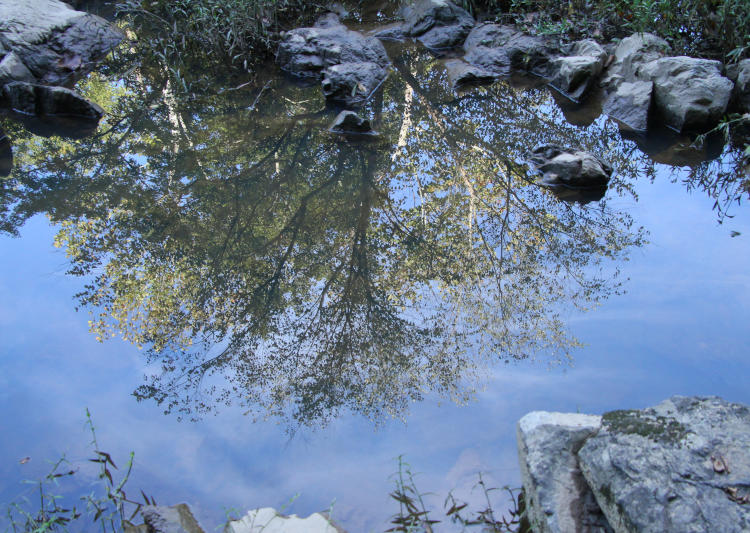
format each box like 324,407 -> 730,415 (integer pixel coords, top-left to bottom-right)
1,10 -> 749,532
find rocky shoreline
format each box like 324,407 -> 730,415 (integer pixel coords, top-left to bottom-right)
276,0 -> 750,137
2,0 -> 748,187
273,0 -> 749,202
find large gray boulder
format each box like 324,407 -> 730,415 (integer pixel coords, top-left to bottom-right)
276,14 -> 389,108
0,0 -> 123,87
602,32 -> 671,90
549,40 -> 608,102
578,396 -> 750,533
599,33 -> 733,133
401,0 -> 475,50
636,57 -> 733,132
463,24 -> 556,78
603,80 -> 653,132
321,61 -> 387,107
517,412 -> 613,533
224,507 -> 347,533
276,15 -> 389,79
598,33 -> 666,133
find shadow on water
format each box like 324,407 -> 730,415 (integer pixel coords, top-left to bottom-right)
0,19 -> 746,429
0,127 -> 10,177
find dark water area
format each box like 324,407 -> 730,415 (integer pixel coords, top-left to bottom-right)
0,9 -> 749,532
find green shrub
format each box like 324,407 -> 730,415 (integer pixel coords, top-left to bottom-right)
117,0 -> 323,68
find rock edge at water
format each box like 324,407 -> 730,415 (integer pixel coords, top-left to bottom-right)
517,412 -> 612,533
518,396 -> 750,533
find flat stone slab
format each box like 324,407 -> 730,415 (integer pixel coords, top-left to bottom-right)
517,411 -> 612,533
578,396 -> 750,533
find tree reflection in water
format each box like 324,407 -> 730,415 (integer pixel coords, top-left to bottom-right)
5,38 -> 744,428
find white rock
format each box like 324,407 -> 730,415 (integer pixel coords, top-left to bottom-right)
224,508 -> 346,533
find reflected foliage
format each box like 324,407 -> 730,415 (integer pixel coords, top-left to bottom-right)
15,30 -> 746,428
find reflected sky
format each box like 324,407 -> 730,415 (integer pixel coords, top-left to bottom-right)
1,160 -> 748,531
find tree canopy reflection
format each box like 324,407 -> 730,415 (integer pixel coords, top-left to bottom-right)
0,42 -> 654,427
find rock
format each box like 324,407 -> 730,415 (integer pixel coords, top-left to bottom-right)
224,507 -> 347,533
565,39 -> 609,64
603,80 -> 653,132
314,12 -> 344,29
0,127 -> 12,177
730,58 -> 750,112
549,40 -> 608,101
401,0 -> 475,50
443,59 -> 496,90
528,144 -> 613,191
598,33 -> 731,132
276,15 -> 390,107
636,57 -> 733,132
277,15 -> 390,79
3,81 -> 103,120
728,113 -> 750,152
550,55 -> 606,102
329,110 -> 375,135
517,412 -> 613,533
321,61 -> 388,107
602,32 -> 671,89
370,23 -> 407,42
141,504 -> 206,533
578,396 -> 750,533
463,24 -> 516,76
0,53 -> 35,85
0,0 -> 123,86
463,24 -> 556,78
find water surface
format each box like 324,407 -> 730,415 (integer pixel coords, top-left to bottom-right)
0,14 -> 749,532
